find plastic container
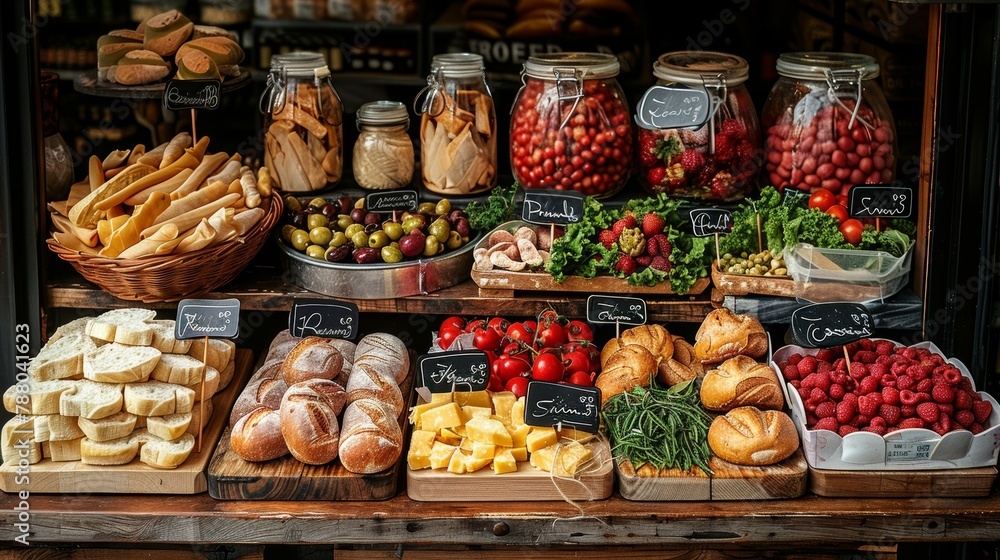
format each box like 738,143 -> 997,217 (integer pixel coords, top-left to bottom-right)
417,53 -> 497,196
636,51 -> 760,201
260,52 -> 343,192
353,100 -> 414,190
761,52 -> 897,196
783,242 -> 912,303
511,52 -> 633,198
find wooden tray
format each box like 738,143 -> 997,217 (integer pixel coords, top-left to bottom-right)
809,466 -> 998,498
0,349 -> 253,494
710,262 -> 796,298
206,369 -> 415,501
616,448 -> 809,501
72,69 -> 251,99
406,438 -> 614,502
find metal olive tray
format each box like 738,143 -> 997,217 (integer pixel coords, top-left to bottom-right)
279,232 -> 481,299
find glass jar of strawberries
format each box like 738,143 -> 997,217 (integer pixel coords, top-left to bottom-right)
636,51 -> 761,201
510,53 -> 633,198
761,52 -> 897,195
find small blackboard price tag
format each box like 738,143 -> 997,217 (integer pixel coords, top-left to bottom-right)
365,190 -> 418,213
289,298 -> 359,340
524,381 -> 601,433
163,79 -> 221,111
175,298 -> 240,340
848,185 -> 913,219
689,208 -> 733,237
784,187 -> 808,205
419,350 -> 490,393
521,190 -> 584,225
586,295 -> 646,326
634,84 -> 711,130
791,302 -> 874,348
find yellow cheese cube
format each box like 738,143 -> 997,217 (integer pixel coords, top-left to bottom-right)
453,425 -> 467,438
454,391 -> 491,408
529,444 -> 555,472
436,428 -> 462,446
459,437 -> 474,453
421,402 -> 463,432
509,424 -> 531,448
557,427 -> 596,444
492,448 -> 518,474
464,453 -> 492,473
491,391 -> 517,424
472,441 -> 496,460
406,430 -> 436,470
430,393 -> 454,404
526,426 -> 558,452
459,405 -> 492,423
554,440 -> 593,476
429,441 -> 457,469
447,449 -> 468,474
510,446 -> 528,461
465,416 -> 513,447
511,396 -> 526,425
409,400 -> 449,428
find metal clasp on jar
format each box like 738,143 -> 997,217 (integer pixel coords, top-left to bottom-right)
414,68 -> 446,118
553,67 -> 587,130
258,67 -> 286,115
700,72 -> 728,156
824,68 -> 873,130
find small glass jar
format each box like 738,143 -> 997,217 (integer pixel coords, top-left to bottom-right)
761,52 -> 897,195
353,100 -> 414,190
416,52 -> 497,196
636,51 -> 760,201
260,52 -> 344,192
511,53 -> 632,198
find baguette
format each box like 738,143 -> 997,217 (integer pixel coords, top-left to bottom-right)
122,167 -> 193,206
139,192 -> 240,239
142,9 -> 193,58
3,379 -> 74,414
45,437 -> 84,462
68,163 -> 158,227
257,167 -> 274,197
33,413 -> 85,442
233,207 -> 264,235
172,151 -> 229,199
66,181 -> 89,210
127,144 -> 146,165
240,168 -> 261,208
161,132 -> 192,169
137,142 -> 167,167
80,433 -> 138,465
28,331 -> 96,381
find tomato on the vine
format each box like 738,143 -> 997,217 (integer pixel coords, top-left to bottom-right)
565,320 -> 594,343
440,316 -> 465,332
487,317 -> 510,333
563,348 -> 591,375
840,219 -> 864,245
496,354 -> 531,384
506,321 -> 536,344
567,371 -> 594,387
464,319 -> 486,333
536,321 -> 567,348
531,352 -> 564,382
808,188 -> 836,212
472,327 -> 503,354
826,204 -> 848,224
505,376 -> 528,398
438,326 -> 463,350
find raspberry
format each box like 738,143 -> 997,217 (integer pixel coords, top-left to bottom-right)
971,422 -> 985,435
879,404 -> 901,426
899,389 -> 919,406
896,375 -> 914,391
638,131 -> 660,167
787,354 -> 802,366
916,378 -> 933,393
808,388 -> 828,404
736,140 -> 755,164
817,361 -> 832,374
789,380 -> 801,389
901,404 -> 916,418
797,387 -> 810,401
931,384 -> 954,404
640,213 -> 666,238
916,402 -> 940,423
853,414 -> 872,428
902,347 -> 918,360
804,371 -> 831,392
635,255 -> 652,267
898,417 -> 926,429
863,425 -> 887,436
932,415 -> 952,436
858,395 -> 880,417
816,348 -> 837,362
938,403 -> 954,417
875,340 -> 896,355
849,362 -> 868,380
972,400 -> 993,424
613,253 -> 636,275
678,149 -> 705,174
955,390 -> 973,410
853,351 -> 877,364
870,416 -> 887,429
829,382 -> 846,401
955,409 -> 975,428
645,233 -> 670,257
710,170 -> 735,198
915,391 -> 931,404
908,365 -> 929,382
650,256 -> 672,272
814,417 -> 839,432
720,118 -> 746,138
782,364 -> 801,381
942,367 -> 963,385
838,425 -> 858,437
816,401 -> 836,419
957,378 -> 974,393
858,338 -> 876,351
890,362 -> 908,376
713,135 -> 736,163
832,358 -> 848,372
868,363 -> 888,378
797,356 -> 818,376
598,229 -> 617,249
879,375 -> 897,389
842,393 -> 858,406
831,371 -> 849,386
858,375 -> 880,395
882,386 -> 900,405
875,355 -> 893,366
835,400 -> 856,424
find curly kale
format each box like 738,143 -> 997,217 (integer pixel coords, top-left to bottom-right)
666,228 -> 712,294
466,182 -> 517,233
719,186 -> 784,255
545,197 -> 615,281
784,209 -> 850,249
860,228 -> 910,257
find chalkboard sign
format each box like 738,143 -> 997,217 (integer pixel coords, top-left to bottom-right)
419,350 -> 490,393
521,190 -> 584,225
783,187 -> 808,205
163,79 -> 221,111
175,298 -> 240,340
365,190 -> 418,213
791,302 -> 874,348
586,295 -> 646,326
689,208 -> 733,237
524,381 -> 601,433
634,84 -> 711,130
848,185 -> 913,219
289,298 -> 359,340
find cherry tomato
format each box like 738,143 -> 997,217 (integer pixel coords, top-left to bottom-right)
808,188 -> 836,212
563,348 -> 591,375
488,373 -> 504,392
440,316 -> 465,332
505,376 -> 528,398
487,317 -> 510,333
506,321 -> 536,344
496,354 -> 531,384
537,309 -> 561,325
840,219 -> 864,245
836,194 -> 849,207
826,204 -> 848,224
531,352 -> 564,382
567,371 -> 594,387
565,320 -> 594,343
464,319 -> 486,333
535,322 -> 567,348
438,326 -> 463,350
472,327 -> 503,354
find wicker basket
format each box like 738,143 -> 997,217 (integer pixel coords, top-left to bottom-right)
47,195 -> 283,303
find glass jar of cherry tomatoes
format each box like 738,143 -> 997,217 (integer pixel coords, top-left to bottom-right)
510,53 -> 633,198
636,51 -> 760,201
761,52 -> 897,195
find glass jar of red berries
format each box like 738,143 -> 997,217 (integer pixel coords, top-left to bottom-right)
761,52 -> 897,195
510,53 -> 633,198
636,51 -> 760,201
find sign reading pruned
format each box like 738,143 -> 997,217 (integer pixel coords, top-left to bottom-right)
521,189 -> 585,225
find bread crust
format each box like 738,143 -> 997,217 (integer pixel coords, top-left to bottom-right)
230,406 -> 289,462
694,308 -> 768,364
280,336 -> 345,386
700,355 -> 784,412
594,345 -> 657,404
707,406 -> 798,466
279,379 -> 344,465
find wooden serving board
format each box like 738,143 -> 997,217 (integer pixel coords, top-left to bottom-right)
72,69 -> 251,99
0,349 -> 253,494
406,439 -> 614,502
206,370 -> 415,501
809,466 -> 998,498
711,262 -> 796,298
616,448 -> 809,501
472,269 -> 710,299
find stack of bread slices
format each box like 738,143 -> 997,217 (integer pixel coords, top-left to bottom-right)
1,308 -> 235,469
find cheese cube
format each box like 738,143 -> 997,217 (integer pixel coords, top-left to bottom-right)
464,453 -> 492,473
472,441 -> 496,460
554,440 -> 593,476
407,430 -> 437,470
453,425 -> 468,438
436,428 -> 463,446
526,426 -> 558,452
492,448 -> 517,474
429,441 -> 457,469
454,391 -> 491,408
459,405 -> 492,423
509,424 -> 531,448
420,402 -> 463,432
529,444 -> 555,472
557,427 -> 596,444
459,437 -> 474,453
510,446 -> 528,461
447,449 -> 468,474
465,417 -> 512,447
430,393 -> 454,404
409,400 -> 450,428
491,391 -> 517,424
511,397 -> 526,425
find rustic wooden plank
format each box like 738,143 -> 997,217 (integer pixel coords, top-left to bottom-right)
810,466 -> 997,498
0,546 -> 265,559
711,263 -> 796,298
338,545 -> 897,560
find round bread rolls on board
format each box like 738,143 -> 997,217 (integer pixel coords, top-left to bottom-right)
700,355 -> 784,412
279,379 -> 346,465
230,407 -> 289,462
694,308 -> 769,365
707,406 -> 799,466
280,336 -> 345,386
595,324 -> 703,403
338,399 -> 403,474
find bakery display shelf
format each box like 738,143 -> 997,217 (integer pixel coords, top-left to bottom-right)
251,17 -> 421,33
72,68 -> 252,99
714,289 -> 923,329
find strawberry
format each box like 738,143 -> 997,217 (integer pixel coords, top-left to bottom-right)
897,417 -> 926,429
645,166 -> 666,186
598,229 -> 617,249
931,384 -> 954,404
813,417 -> 839,432
882,386 -> 900,406
916,402 -> 940,423
641,213 -> 666,237
829,382 -> 845,401
638,131 -> 660,167
858,394 -> 880,417
650,256 -> 672,272
954,390 -> 973,410
613,253 -> 636,275
858,375 -> 880,395
879,404 -> 901,426
797,356 -> 818,376
955,409 -> 975,428
972,400 -> 993,424
971,422 -> 985,435
678,149 -> 705,174
835,400 -> 856,424
782,364 -> 801,381
611,214 -> 636,239
815,401 -> 836,419
720,118 -> 746,139
635,255 -> 652,267
838,425 -> 858,437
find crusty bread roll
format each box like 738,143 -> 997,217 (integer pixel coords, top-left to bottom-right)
694,308 -> 768,365
600,324 -> 673,368
107,49 -> 171,86
337,399 -> 403,474
659,335 -> 704,387
707,406 -> 798,466
699,355 -> 784,412
175,50 -> 220,81
279,379 -> 346,465
328,338 -> 357,385
266,329 -> 298,360
142,9 -> 193,57
345,362 -> 404,414
230,406 -> 289,462
280,336 -> 345,386
353,333 -> 409,384
594,344 -> 657,405
229,375 -> 287,427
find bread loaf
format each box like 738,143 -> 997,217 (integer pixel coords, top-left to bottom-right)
337,399 -> 403,474
700,355 -> 784,412
279,379 -> 346,464
707,406 -> 799,466
60,379 -> 125,419
328,338 -> 357,383
2,417 -> 41,464
188,338 -> 235,372
175,50 -> 220,81
694,308 -> 768,364
123,381 -> 195,416
139,432 -> 195,469
108,49 -> 171,85
594,344 -> 657,404
600,324 -> 674,369
32,413 -> 85,442
28,332 -> 95,381
148,320 -> 193,354
280,336 -> 345,386
266,329 -> 297,360
229,375 -> 287,427
230,406 -> 289,462
354,333 -> 409,384
4,379 -> 74,415
659,335 -> 704,387
83,342 -> 161,383
85,308 -> 156,345
150,353 -> 207,386
45,437 -> 83,462
80,434 -> 138,465
78,411 -> 137,442
345,362 -> 404,414
142,9 -> 193,57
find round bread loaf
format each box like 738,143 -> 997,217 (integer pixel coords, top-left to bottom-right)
600,324 -> 674,368
337,399 -> 403,474
699,355 -> 784,412
694,308 -> 768,364
266,329 -> 298,360
707,406 -> 799,466
594,344 -> 657,405
279,379 -> 345,465
354,333 -> 409,384
345,362 -> 404,414
328,338 -> 357,386
658,335 -> 704,387
230,406 -> 289,462
280,336 -> 345,386
229,375 -> 287,427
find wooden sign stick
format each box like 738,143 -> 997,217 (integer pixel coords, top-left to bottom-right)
191,109 -> 198,144
714,232 -> 722,266
843,346 -> 852,370
198,335 -> 207,453
756,212 -> 763,253
615,320 -> 620,339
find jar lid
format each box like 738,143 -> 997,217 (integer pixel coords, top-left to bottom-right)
357,100 -> 409,126
776,52 -> 880,81
652,51 -> 749,86
523,52 -> 620,80
430,52 -> 485,79
270,51 -> 331,78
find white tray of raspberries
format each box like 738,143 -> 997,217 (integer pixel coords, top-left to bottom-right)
772,338 -> 1000,471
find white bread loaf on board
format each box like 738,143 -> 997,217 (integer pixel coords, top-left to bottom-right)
59,379 -> 125,419
230,406 -> 289,462
28,332 -> 95,381
83,342 -> 161,383
337,399 -> 402,474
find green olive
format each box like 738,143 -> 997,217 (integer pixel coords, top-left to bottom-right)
307,213 -> 328,230
445,230 -> 462,250
428,218 -> 451,243
309,226 -> 333,246
281,224 -> 296,242
344,223 -> 365,238
418,202 -> 437,215
351,231 -> 369,248
381,245 -> 403,263
383,222 -> 403,241
354,198 -> 365,209
368,231 -> 390,249
330,231 -> 348,247
336,214 -> 354,231
402,216 -> 424,234
305,244 -> 326,259
423,235 -> 441,257
284,195 -> 302,212
290,229 -> 310,251
435,198 -> 452,216
308,197 -> 327,208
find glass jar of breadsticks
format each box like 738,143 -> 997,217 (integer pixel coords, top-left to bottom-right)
260,52 -> 343,192
416,52 -> 497,196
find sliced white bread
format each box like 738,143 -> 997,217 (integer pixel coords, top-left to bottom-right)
3,379 -> 74,415
45,437 -> 83,462
1,416 -> 41,464
145,412 -> 192,441
148,319 -> 193,354
150,353 -> 207,386
124,381 -> 195,416
184,365 -> 219,402
139,432 -> 195,469
186,399 -> 213,438
80,433 -> 139,465
48,316 -> 93,343
28,332 -> 95,381
33,413 -> 85,442
59,379 -> 125,419
83,342 -> 161,383
78,411 -> 137,442
188,338 -> 234,372
218,360 -> 235,391
85,308 -> 156,345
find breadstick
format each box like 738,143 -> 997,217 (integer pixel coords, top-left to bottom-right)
139,192 -> 241,239
49,213 -> 99,247
118,223 -> 181,259
69,163 -> 158,227
160,132 -> 192,169
152,180 -> 229,227
123,168 -> 194,206
138,142 -> 167,168
52,231 -> 99,254
206,159 -> 241,188
240,168 -> 261,209
172,152 -> 229,199
95,150 -> 201,211
233,207 -> 264,235
257,167 -> 273,197
88,156 -> 104,192
102,149 -> 130,170
127,144 -> 146,165
174,218 -> 217,253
